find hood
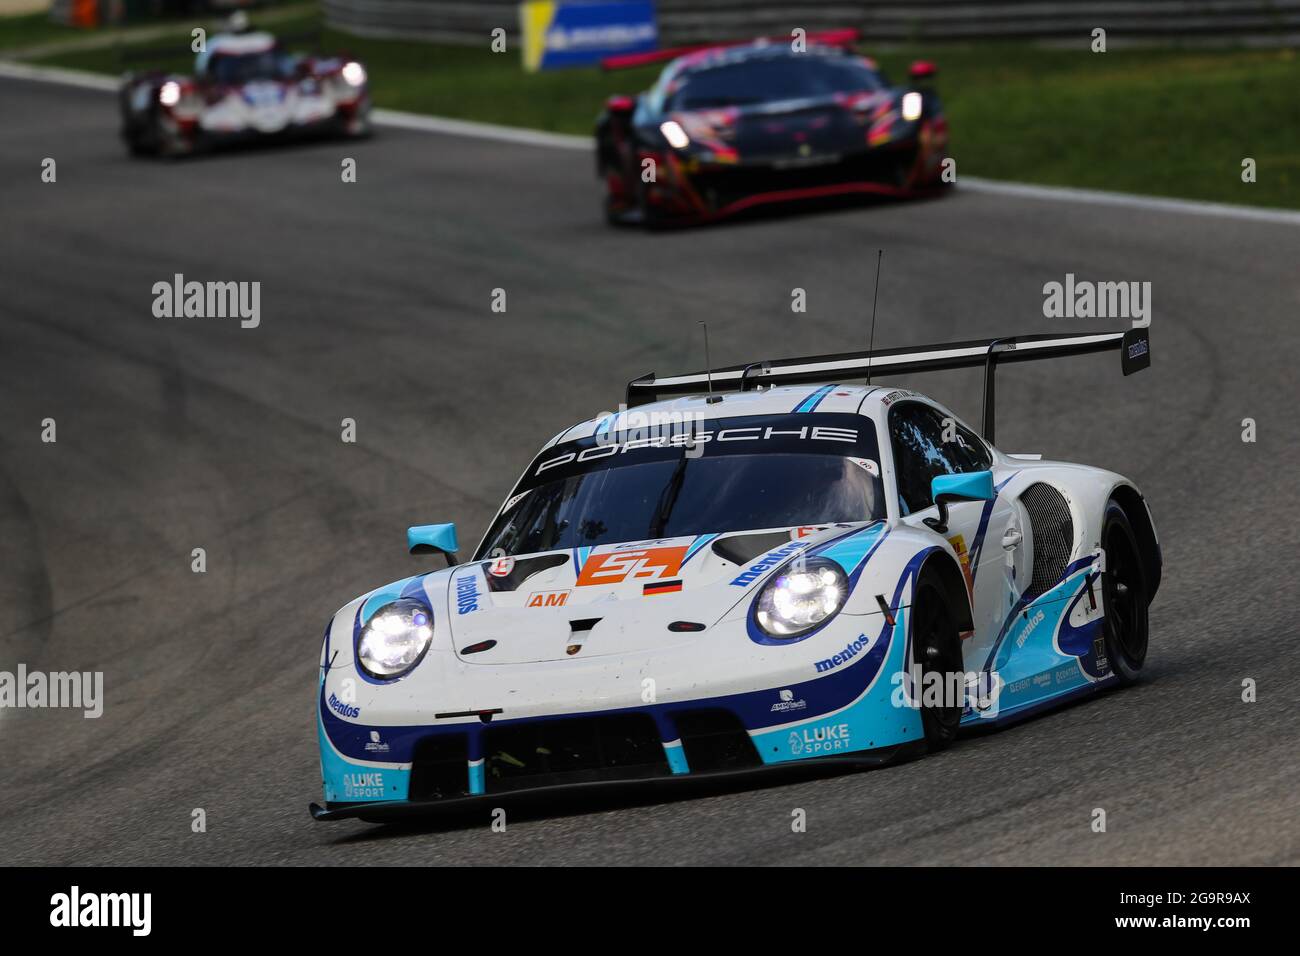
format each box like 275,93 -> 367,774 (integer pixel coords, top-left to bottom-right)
672,91 -> 894,164
441,525 -> 860,665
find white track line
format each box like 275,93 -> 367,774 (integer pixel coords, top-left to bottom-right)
4,58 -> 1296,226
961,176 -> 1300,226
371,107 -> 589,150
0,60 -> 118,92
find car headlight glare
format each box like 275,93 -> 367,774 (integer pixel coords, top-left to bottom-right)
660,119 -> 690,149
755,557 -> 848,638
341,61 -> 366,87
901,91 -> 923,122
357,599 -> 433,678
159,81 -> 181,107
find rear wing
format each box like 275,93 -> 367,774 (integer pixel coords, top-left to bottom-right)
624,328 -> 1151,444
600,27 -> 860,71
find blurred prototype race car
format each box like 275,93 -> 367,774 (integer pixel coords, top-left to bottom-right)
118,26 -> 371,156
311,327 -> 1158,822
596,30 -> 949,226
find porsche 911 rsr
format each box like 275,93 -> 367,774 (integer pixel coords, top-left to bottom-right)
119,30 -> 371,157
311,328 -> 1157,822
596,30 -> 949,226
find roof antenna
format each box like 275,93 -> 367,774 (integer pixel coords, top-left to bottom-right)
866,248 -> 882,385
699,320 -> 722,403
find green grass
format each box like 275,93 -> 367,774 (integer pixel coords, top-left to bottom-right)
0,11 -> 85,52
20,7 -> 1299,208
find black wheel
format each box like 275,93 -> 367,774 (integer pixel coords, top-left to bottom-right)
911,575 -> 963,750
1101,500 -> 1149,683
602,183 -> 629,226
124,128 -> 150,156
634,176 -> 667,229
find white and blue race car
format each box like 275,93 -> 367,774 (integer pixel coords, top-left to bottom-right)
312,329 -> 1158,821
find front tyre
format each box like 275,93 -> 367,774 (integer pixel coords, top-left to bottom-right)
911,576 -> 963,750
1101,500 -> 1149,683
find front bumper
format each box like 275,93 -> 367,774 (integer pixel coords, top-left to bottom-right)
644,137 -> 946,224
310,744 -> 914,822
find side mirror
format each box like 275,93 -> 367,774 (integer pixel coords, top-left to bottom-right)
606,94 -> 636,116
924,471 -> 994,534
407,523 -> 459,566
909,60 -> 937,81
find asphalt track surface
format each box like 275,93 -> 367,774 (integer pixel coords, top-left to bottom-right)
1,77 -> 1297,866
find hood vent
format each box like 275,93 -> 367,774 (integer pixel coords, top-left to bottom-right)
484,553 -> 570,592
711,531 -> 790,565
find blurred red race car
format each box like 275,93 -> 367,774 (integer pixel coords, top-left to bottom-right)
596,31 -> 949,226
119,27 -> 371,157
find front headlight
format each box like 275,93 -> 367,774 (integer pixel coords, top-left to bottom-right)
901,91 -> 923,122
341,61 -> 367,87
158,81 -> 181,107
660,119 -> 690,149
357,599 -> 433,678
754,557 -> 848,638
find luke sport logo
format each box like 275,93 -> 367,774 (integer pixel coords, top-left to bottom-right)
576,545 -> 686,586
787,723 -> 852,755
456,574 -> 482,614
342,771 -> 386,798
814,634 -> 873,673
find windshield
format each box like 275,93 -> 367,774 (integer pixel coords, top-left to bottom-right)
207,51 -> 290,85
477,413 -> 885,558
667,54 -> 885,110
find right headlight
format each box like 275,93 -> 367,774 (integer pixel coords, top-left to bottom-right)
901,91 -> 923,122
357,599 -> 434,678
660,119 -> 690,149
754,557 -> 848,638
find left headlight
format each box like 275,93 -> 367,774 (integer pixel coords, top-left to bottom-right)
901,91 -> 923,122
754,557 -> 848,638
357,599 -> 433,678
660,119 -> 690,150
341,61 -> 367,87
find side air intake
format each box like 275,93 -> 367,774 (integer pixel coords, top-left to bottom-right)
1020,483 -> 1074,600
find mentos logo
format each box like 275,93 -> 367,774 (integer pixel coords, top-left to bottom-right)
1015,609 -> 1047,649
328,693 -> 360,719
814,634 -> 872,673
730,541 -> 806,587
456,575 -> 481,615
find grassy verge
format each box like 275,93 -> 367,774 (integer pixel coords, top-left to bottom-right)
16,6 -> 1299,208
0,11 -> 84,52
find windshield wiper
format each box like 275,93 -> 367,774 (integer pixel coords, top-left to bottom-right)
648,454 -> 690,539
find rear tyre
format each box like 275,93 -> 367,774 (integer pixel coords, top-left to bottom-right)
1101,500 -> 1149,683
911,576 -> 963,750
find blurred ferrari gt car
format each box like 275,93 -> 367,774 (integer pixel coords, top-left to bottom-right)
119,27 -> 371,156
596,30 -> 949,226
